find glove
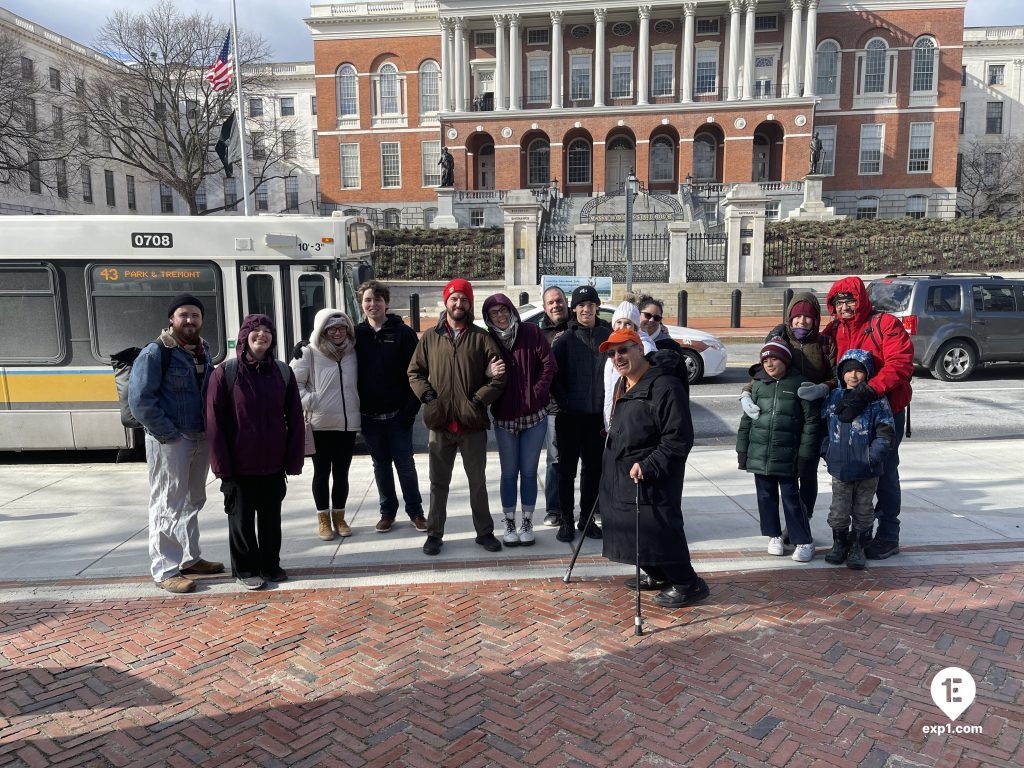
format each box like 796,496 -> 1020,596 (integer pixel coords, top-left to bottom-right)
739,393 -> 761,420
422,391 -> 437,404
798,457 -> 815,476
798,382 -> 830,401
836,383 -> 877,423
737,452 -> 747,470
291,341 -> 308,360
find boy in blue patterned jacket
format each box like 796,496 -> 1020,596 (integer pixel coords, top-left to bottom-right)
820,348 -> 896,570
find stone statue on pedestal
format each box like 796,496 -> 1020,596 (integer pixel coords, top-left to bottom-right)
809,132 -> 823,175
438,147 -> 454,187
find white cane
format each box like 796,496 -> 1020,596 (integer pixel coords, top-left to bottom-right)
633,481 -> 643,637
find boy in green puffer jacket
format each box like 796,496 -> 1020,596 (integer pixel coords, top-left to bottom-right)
736,338 -> 820,563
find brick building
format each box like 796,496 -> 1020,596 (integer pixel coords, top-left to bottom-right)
308,0 -> 966,221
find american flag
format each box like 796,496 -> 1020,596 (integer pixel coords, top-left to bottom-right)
205,31 -> 233,91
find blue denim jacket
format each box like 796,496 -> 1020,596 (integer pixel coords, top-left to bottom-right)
128,340 -> 209,441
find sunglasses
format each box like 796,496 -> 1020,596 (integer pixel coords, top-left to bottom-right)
606,345 -> 636,359
641,311 -> 663,323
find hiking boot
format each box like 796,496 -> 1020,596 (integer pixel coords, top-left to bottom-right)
824,528 -> 849,565
865,537 -> 899,560
476,533 -> 502,552
556,517 -> 576,542
156,575 -> 195,594
767,536 -> 785,556
180,558 -> 224,576
375,517 -> 394,533
847,532 -> 869,570
518,515 -> 535,546
543,512 -> 560,527
317,512 -> 335,541
237,576 -> 266,590
332,510 -> 352,537
502,516 -> 519,547
792,543 -> 815,563
652,578 -> 710,609
261,566 -> 288,582
411,515 -> 428,532
423,536 -> 443,556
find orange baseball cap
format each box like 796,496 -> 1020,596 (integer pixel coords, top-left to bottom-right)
599,328 -> 643,353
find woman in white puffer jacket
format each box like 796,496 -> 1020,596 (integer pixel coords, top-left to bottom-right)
602,301 -> 656,427
290,308 -> 361,541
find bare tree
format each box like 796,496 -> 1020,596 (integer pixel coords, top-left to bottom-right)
67,0 -> 284,215
957,138 -> 1023,219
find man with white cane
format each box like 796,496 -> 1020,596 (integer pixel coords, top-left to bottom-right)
596,329 -> 709,613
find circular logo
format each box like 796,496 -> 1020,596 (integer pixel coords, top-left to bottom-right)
794,114 -> 807,127
501,126 -> 513,139
734,117 -> 747,130
446,128 -> 458,140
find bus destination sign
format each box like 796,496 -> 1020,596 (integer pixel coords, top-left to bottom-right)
90,264 -> 217,292
131,232 -> 174,248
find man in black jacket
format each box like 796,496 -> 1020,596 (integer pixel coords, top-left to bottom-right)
538,286 -> 569,527
355,280 -> 426,533
551,285 -> 611,543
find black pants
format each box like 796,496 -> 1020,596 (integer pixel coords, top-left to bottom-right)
222,473 -> 287,579
311,430 -> 357,510
556,412 -> 604,523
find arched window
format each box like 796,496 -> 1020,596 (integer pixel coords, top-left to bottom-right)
863,38 -> 888,94
650,136 -> 675,182
906,195 -> 928,219
419,60 -> 440,114
527,139 -> 550,186
693,134 -> 716,180
816,41 -> 840,96
912,37 -> 937,92
566,139 -> 591,184
378,63 -> 399,115
336,64 -> 358,117
383,208 -> 401,228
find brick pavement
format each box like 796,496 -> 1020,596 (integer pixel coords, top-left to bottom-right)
1,562 -> 1021,768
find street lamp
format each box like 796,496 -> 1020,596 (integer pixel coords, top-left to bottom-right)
624,168 -> 639,292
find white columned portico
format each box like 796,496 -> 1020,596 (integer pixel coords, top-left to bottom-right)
508,14 -> 522,110
440,18 -> 452,111
453,16 -> 466,111
802,0 -> 819,97
594,8 -> 607,107
727,1 -> 741,100
551,10 -> 564,108
681,4 -> 695,103
788,0 -> 803,98
494,15 -> 507,110
742,0 -> 757,100
637,5 -> 651,105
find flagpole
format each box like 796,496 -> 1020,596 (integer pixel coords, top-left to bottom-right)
229,0 -> 253,215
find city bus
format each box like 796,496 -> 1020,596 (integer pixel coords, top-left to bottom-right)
0,213 -> 374,452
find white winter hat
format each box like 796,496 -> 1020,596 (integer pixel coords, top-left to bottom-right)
611,301 -> 640,328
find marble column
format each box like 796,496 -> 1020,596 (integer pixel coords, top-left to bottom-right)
551,10 -> 564,108
509,14 -> 522,110
637,5 -> 651,105
788,0 -> 802,97
727,1 -> 742,101
494,15 -> 507,110
802,0 -> 819,97
453,17 -> 466,111
681,4 -> 695,102
742,0 -> 757,100
594,8 -> 607,107
440,18 -> 452,111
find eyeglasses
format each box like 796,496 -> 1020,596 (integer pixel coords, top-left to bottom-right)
326,325 -> 348,334
606,345 -> 636,359
641,311 -> 663,323
834,300 -> 857,309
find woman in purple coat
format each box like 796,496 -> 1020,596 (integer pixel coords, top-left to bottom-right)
206,314 -> 304,590
482,293 -> 557,546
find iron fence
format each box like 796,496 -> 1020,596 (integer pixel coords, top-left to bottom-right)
763,234 -> 1024,276
538,235 -> 576,278
374,243 -> 503,280
687,233 -> 728,282
592,233 -> 670,283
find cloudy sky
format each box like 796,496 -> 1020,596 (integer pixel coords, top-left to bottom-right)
2,0 -> 1022,62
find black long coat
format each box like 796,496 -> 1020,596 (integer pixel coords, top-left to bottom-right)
600,358 -> 694,566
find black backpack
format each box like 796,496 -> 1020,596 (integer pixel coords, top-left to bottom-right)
110,343 -> 172,429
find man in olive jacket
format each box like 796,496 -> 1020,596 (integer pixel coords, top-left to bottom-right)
408,278 -> 506,556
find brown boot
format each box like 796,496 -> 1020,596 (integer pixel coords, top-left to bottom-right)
332,509 -> 352,537
317,511 -> 335,541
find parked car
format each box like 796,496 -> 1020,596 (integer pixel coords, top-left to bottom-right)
509,303 -> 728,384
868,273 -> 1024,381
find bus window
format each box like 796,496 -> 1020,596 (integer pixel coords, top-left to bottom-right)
347,221 -> 373,255
246,273 -> 276,321
0,264 -> 63,364
297,273 -> 326,342
86,262 -> 223,361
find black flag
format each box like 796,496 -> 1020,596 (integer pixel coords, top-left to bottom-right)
215,110 -> 240,177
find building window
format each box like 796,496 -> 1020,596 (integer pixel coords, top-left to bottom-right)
528,57 -> 549,102
654,20 -> 675,34
906,195 -> 928,219
475,30 -> 496,47
49,67 -> 61,90
251,131 -> 266,161
610,52 -> 633,98
280,97 -> 295,116
815,126 -> 837,176
816,41 -> 840,96
104,170 -> 116,207
961,65 -> 967,86
612,22 -> 632,37
380,142 -> 401,188
196,183 -> 207,212
255,183 -> 268,211
223,179 -> 237,212
51,106 -> 64,140
27,153 -> 41,194
310,95 -> 317,115
651,50 -> 675,97
907,122 -> 933,173
340,144 -> 360,188
421,140 -> 441,186
649,136 -> 674,182
765,201 -> 780,220
858,124 -> 884,175
102,134 -> 111,153
81,167 -> 93,203
470,209 -> 485,227
959,103 -> 965,135
696,18 -> 719,35
856,198 -> 878,220
285,177 -> 299,211
312,130 -> 318,159
695,48 -> 718,94
984,152 -> 1001,187
570,55 -> 592,100
281,130 -> 297,159
912,37 -> 936,92
754,14 -> 778,31
567,139 -> 591,184
23,98 -> 36,133
126,175 -> 136,210
248,98 -> 263,117
988,64 -> 1005,86
377,63 -> 401,115
75,77 -> 85,97
863,39 -> 888,93
986,101 -> 1003,134
571,25 -> 590,39
527,139 -> 550,186
693,134 -> 716,180
315,175 -> 321,208
21,56 -> 33,80
161,183 -> 175,213
55,160 -> 68,199
337,64 -> 358,117
527,28 -> 549,45
120,96 -> 130,116
419,60 -> 440,114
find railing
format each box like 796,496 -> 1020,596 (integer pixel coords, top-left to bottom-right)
456,190 -> 506,202
764,234 -> 1024,277
758,181 -> 804,193
538,235 -> 576,278
592,233 -> 670,283
687,233 -> 728,282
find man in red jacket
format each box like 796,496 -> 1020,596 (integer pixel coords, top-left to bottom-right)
821,276 -> 913,560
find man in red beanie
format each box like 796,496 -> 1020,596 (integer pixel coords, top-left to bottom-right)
408,279 -> 506,555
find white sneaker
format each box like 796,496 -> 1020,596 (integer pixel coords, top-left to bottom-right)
767,536 -> 785,556
792,543 -> 815,562
502,519 -> 519,546
518,517 -> 535,546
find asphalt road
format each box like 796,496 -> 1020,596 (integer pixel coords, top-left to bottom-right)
693,342 -> 1024,444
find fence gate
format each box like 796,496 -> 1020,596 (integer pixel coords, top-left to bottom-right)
591,233 -> 670,282
537,235 -> 576,279
686,233 -> 728,282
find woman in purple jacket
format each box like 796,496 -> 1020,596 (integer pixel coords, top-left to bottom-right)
482,294 -> 557,546
206,314 -> 305,590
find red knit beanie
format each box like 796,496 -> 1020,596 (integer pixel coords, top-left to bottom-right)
789,300 -> 817,321
443,278 -> 473,306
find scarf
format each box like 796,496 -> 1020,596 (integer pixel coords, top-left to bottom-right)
494,320 -> 518,351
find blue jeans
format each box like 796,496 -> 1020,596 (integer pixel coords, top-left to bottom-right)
494,419 -> 548,510
754,473 -> 811,546
361,417 -> 423,519
873,408 -> 905,541
543,414 -> 560,513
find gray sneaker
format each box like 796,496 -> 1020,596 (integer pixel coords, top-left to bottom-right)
236,576 -> 266,590
543,512 -> 560,526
